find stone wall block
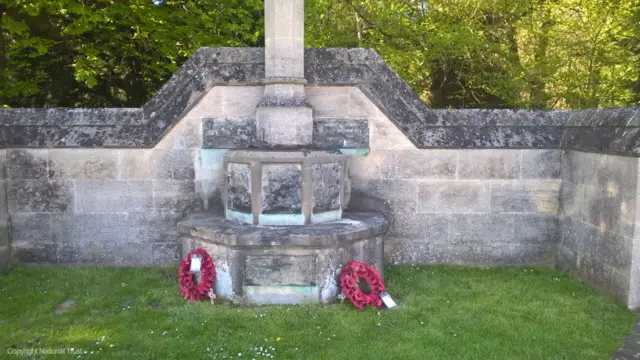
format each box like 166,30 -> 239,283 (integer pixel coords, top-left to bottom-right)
350,179 -> 417,212
169,149 -> 197,180
48,149 -> 118,180
306,86 -> 349,118
561,151 -> 595,184
490,180 -> 560,213
153,180 -> 200,212
510,214 -> 559,245
7,149 -> 48,180
155,117 -> 203,150
348,88 -> 378,119
582,185 -> 626,234
350,149 -> 456,180
448,213 -> 514,244
369,116 -> 416,150
128,211 -> 183,244
388,212 -> 449,241
418,180 -> 490,213
221,86 -> 264,119
10,213 -> 52,244
592,154 -> 638,197
384,237 -> 432,265
9,180 -> 73,213
184,87 -> 224,119
12,243 -> 58,264
560,181 -> 584,221
119,150 -> 172,180
75,180 -> 153,213
457,150 -> 520,179
0,150 -> 6,180
521,150 -> 562,179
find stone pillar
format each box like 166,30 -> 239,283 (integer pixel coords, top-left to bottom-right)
256,0 -> 313,147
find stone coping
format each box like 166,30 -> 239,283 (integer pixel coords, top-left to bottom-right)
177,212 -> 389,248
0,47 -> 638,156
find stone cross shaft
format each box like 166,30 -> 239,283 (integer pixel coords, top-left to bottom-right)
256,0 -> 313,147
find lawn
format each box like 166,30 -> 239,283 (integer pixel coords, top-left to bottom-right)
0,266 -> 635,360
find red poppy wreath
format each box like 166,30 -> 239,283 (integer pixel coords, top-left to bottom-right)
339,260 -> 385,310
178,248 -> 216,302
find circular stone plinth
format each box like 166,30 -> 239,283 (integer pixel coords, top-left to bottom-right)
223,149 -> 346,226
177,212 -> 388,305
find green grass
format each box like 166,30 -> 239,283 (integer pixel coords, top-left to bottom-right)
0,266 -> 635,360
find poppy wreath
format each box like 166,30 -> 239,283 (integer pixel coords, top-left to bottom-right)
178,248 -> 216,302
339,260 -> 385,310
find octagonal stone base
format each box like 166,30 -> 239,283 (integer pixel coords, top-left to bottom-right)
224,149 -> 346,226
178,212 -> 388,305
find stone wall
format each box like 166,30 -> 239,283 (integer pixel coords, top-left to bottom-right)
3,85 -> 563,268
0,150 -> 10,269
559,151 -> 640,308
2,47 -> 640,309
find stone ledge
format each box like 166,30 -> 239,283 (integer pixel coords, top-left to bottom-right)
177,212 -> 388,248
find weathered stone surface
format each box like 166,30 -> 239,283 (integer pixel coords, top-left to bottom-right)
118,149 -> 196,180
226,163 -> 252,213
0,108 -> 144,126
12,243 -> 58,264
449,213 -> 514,244
0,48 -> 638,155
312,119 -> 369,149
9,180 -> 72,213
245,255 -> 316,286
203,119 -> 256,148
153,180 -> 200,211
350,179 -> 417,212
521,150 -> 562,179
457,150 -> 520,179
490,180 -> 560,213
387,212 -> 448,241
48,149 -> 118,180
260,164 -> 302,214
179,211 -> 387,304
561,151 -> 594,184
350,149 -> 456,180
510,214 -> 559,245
10,213 -> 52,244
306,86 -> 349,118
591,154 -> 638,196
385,237 -> 554,266
7,150 -> 48,180
256,103 -> 313,147
75,180 -> 152,213
560,181 -> 584,220
311,163 -> 342,213
178,212 -> 388,248
418,181 -> 490,213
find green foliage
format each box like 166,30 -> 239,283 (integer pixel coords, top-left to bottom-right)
0,266 -> 635,359
306,0 -> 640,109
0,0 -> 263,107
1,0 -> 638,109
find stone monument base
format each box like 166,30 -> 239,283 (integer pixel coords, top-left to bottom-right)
178,212 -> 388,305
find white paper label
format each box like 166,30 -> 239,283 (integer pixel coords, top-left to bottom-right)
190,255 -> 202,273
380,292 -> 397,308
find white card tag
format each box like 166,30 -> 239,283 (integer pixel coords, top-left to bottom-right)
190,255 -> 202,273
380,292 -> 397,308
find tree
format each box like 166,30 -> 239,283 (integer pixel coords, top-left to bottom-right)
306,0 -> 640,109
0,0 -> 264,107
